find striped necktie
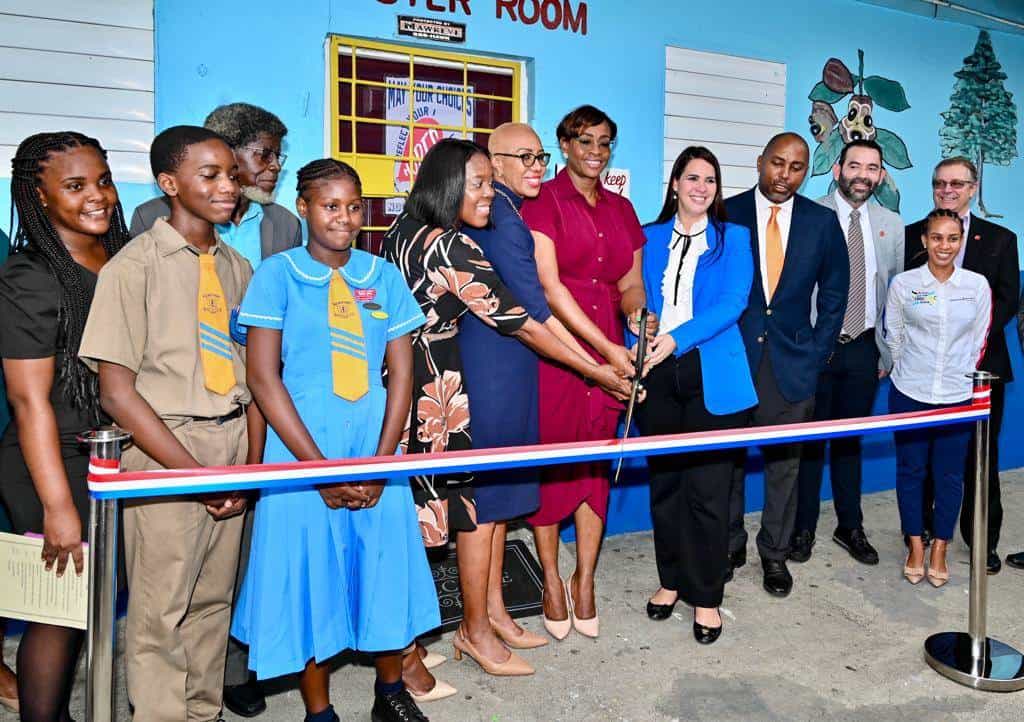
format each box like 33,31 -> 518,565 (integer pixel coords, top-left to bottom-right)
197,253 -> 236,395
329,270 -> 369,401
843,208 -> 867,336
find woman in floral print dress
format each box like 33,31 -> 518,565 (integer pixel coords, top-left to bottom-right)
382,138 -> 629,692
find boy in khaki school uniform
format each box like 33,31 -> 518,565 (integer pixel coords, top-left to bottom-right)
80,126 -> 264,722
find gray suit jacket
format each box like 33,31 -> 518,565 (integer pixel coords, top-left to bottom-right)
813,192 -> 904,371
128,196 -> 303,260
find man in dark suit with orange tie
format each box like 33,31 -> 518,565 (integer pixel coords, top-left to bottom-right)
725,132 -> 849,597
905,157 -> 1019,574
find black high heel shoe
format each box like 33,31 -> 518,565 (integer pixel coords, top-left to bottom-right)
693,609 -> 723,645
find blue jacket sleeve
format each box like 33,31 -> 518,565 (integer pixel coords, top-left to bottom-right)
668,225 -> 754,356
811,212 -> 850,366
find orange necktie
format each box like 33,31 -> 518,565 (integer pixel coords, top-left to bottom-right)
765,205 -> 783,300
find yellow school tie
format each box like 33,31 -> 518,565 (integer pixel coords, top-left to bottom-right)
329,270 -> 369,401
765,205 -> 783,300
197,253 -> 237,395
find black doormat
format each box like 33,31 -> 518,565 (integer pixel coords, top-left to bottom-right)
429,538 -> 544,632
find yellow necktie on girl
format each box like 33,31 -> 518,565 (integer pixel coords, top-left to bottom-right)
329,269 -> 369,400
198,253 -> 237,395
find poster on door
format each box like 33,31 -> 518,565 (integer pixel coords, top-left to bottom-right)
387,77 -> 475,193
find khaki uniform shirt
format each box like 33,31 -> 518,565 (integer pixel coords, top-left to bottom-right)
80,217 -> 252,419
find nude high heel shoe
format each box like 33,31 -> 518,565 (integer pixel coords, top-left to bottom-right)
904,551 -> 925,585
489,617 -> 549,649
452,626 -> 534,676
407,678 -> 457,703
567,572 -> 599,638
542,577 -> 571,641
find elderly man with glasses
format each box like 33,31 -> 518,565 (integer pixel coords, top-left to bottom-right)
130,103 -> 301,268
903,156 -> 1020,576
128,103 -> 302,719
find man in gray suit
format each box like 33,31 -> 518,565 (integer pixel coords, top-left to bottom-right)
130,103 -> 302,263
791,139 -> 904,565
130,103 -> 300,719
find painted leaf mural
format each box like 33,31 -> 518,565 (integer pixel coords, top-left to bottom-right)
806,49 -> 912,212
939,30 -> 1018,218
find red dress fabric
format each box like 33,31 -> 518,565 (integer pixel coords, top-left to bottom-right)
522,170 -> 646,525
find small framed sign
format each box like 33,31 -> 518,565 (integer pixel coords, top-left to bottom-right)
397,15 -> 466,44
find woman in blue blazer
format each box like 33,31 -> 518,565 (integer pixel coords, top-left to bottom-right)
635,146 -> 757,644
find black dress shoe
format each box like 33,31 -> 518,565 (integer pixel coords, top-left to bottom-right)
788,530 -> 815,563
223,675 -> 267,718
1006,551 -> 1024,569
761,558 -> 793,597
371,689 -> 429,722
833,527 -> 879,565
646,597 -> 678,620
693,611 -> 723,645
987,550 -> 1002,575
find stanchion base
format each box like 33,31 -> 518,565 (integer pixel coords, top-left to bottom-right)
925,632 -> 1024,692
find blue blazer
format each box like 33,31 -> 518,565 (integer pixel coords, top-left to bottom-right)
725,189 -> 849,403
639,217 -> 757,415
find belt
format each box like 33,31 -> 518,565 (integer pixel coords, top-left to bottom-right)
190,405 -> 245,425
837,329 -> 873,345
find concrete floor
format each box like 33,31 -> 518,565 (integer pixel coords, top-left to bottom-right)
5,472 -> 1024,721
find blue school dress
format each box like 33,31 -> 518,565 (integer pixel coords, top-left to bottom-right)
230,246 -> 439,680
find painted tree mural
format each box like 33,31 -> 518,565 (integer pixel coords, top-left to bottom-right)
939,30 -> 1018,218
807,49 -> 911,211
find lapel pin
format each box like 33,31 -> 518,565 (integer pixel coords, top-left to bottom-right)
974,234 -> 981,240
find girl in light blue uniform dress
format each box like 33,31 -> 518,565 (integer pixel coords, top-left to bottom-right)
231,160 -> 437,722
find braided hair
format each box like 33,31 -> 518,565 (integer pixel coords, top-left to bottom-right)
296,158 -> 362,199
10,132 -> 129,422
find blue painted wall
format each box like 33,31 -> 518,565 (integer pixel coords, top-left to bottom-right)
4,0 -> 1022,537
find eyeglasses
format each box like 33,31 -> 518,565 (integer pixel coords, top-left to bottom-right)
493,151 -> 552,168
572,137 -> 614,152
931,179 -> 974,190
245,146 -> 287,167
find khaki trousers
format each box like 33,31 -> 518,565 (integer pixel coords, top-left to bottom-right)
122,416 -> 247,722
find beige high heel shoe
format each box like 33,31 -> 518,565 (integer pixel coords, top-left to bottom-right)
542,577 -> 571,641
407,678 -> 457,703
489,617 -> 549,649
567,572 -> 599,638
928,544 -> 950,588
452,626 -> 534,676
903,551 -> 925,585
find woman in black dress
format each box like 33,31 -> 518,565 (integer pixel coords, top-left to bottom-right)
0,132 -> 128,722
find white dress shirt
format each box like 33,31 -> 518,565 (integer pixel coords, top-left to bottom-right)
833,190 -> 878,332
955,212 -> 971,267
885,264 -> 991,404
659,216 -> 709,334
754,188 -> 793,302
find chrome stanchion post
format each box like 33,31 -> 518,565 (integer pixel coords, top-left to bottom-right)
924,371 -> 1024,691
79,426 -> 131,722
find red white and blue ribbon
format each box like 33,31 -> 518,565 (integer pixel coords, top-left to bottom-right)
87,399 -> 989,500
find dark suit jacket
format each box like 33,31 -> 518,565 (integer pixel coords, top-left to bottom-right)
904,213 -> 1019,382
725,189 -> 849,403
128,197 -> 303,260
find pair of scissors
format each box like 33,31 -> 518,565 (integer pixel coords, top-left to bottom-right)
613,308 -> 649,484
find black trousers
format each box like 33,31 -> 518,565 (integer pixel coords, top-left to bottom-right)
960,381 -> 1006,550
794,331 -> 879,536
638,350 -> 748,608
729,350 -> 815,561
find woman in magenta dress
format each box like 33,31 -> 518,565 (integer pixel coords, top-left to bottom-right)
523,105 -> 649,640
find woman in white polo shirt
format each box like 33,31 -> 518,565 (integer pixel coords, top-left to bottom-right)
885,208 -> 991,588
